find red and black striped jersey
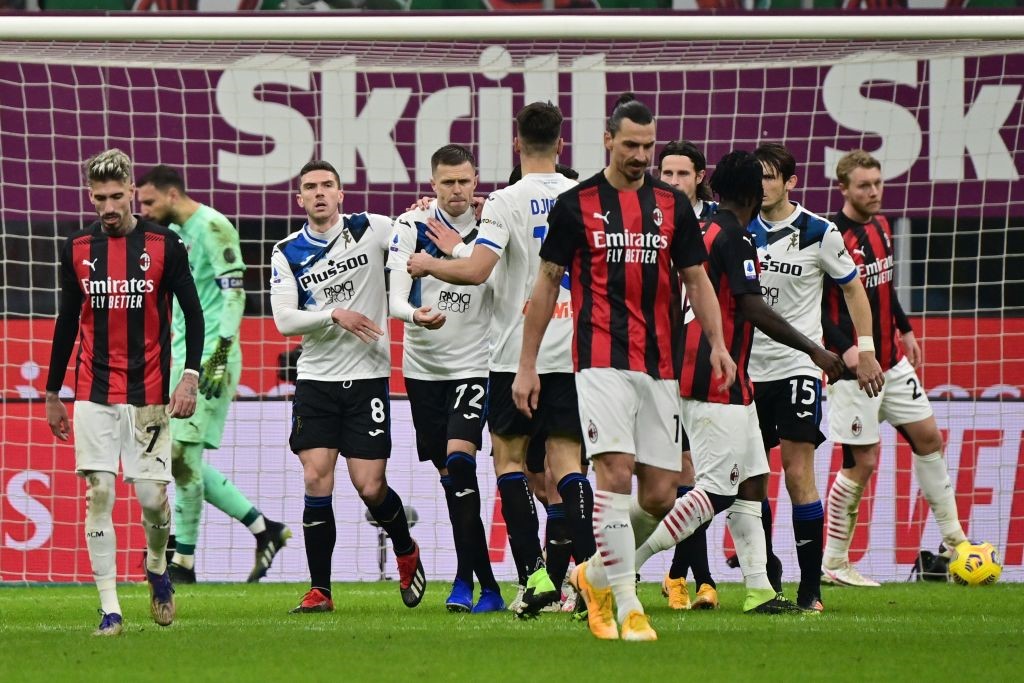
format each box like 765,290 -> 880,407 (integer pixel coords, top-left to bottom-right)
822,212 -> 913,373
45,219 -> 203,405
541,171 -> 706,379
679,210 -> 762,405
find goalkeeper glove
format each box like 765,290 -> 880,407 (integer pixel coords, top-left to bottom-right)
199,336 -> 233,400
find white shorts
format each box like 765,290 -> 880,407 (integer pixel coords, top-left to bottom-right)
827,357 -> 934,445
73,401 -> 172,483
576,368 -> 681,471
681,399 -> 769,497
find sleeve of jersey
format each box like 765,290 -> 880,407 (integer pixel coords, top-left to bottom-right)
821,225 -> 859,284
386,217 -> 418,323
202,219 -> 246,340
720,231 -> 762,297
168,235 -> 205,371
371,213 -> 395,256
269,247 -> 333,337
821,298 -> 854,352
892,295 -> 914,334
670,203 -> 708,269
475,194 -> 511,255
45,239 -> 84,392
538,194 -> 580,267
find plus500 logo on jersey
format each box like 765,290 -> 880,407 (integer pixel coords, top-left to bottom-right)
298,254 -> 369,289
437,290 -> 472,312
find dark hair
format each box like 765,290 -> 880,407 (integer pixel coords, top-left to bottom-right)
137,164 -> 186,194
507,163 -> 579,185
431,144 -> 476,174
606,92 -> 653,135
515,101 -> 563,154
754,142 -> 796,183
709,150 -> 764,210
298,160 -> 341,187
658,140 -> 712,201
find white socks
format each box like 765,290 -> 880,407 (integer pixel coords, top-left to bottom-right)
629,496 -> 660,550
914,451 -> 967,546
592,490 -> 643,623
726,499 -> 773,592
135,480 -> 171,575
85,472 -> 120,616
824,471 -> 863,568
635,487 -> 713,571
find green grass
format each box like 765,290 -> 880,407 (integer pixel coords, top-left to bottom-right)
2,581 -> 1023,682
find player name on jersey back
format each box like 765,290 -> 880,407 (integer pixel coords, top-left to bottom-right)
477,173 -> 576,374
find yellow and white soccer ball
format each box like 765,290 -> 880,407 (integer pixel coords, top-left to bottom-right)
948,540 -> 1002,586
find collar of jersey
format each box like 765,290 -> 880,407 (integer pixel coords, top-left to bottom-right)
757,202 -> 804,232
301,216 -> 345,246
434,203 -> 476,236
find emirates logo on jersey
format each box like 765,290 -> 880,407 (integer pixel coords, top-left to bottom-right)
652,207 -> 663,227
852,416 -> 863,437
587,420 -> 598,444
139,251 -> 151,272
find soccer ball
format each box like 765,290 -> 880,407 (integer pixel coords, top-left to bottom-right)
948,540 -> 1002,586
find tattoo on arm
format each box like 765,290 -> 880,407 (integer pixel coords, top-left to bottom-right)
539,260 -> 565,282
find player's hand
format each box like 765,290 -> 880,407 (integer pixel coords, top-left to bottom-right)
471,196 -> 486,222
424,217 -> 462,257
331,308 -> 384,344
199,336 -> 232,400
842,345 -> 860,372
857,351 -> 885,398
709,345 -> 737,394
901,331 -> 922,368
413,305 -> 446,330
811,347 -> 845,384
45,393 -> 71,441
407,252 -> 435,278
168,373 -> 198,418
512,368 -> 541,419
406,195 -> 433,212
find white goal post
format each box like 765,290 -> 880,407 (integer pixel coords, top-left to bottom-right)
1,14 -> 1022,585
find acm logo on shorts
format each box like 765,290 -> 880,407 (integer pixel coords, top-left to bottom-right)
587,420 -> 598,444
730,464 -> 739,486
852,416 -> 863,437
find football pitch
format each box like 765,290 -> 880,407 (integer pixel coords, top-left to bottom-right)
2,581 -> 1022,682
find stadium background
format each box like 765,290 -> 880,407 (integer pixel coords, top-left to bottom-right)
0,9 -> 1021,585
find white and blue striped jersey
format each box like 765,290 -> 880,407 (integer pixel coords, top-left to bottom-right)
269,213 -> 393,382
476,173 -> 577,374
696,199 -> 719,222
387,201 -> 491,381
747,203 -> 858,382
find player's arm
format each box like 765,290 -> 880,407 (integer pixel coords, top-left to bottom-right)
679,263 -> 736,391
892,295 -> 921,368
44,239 -> 83,441
739,294 -> 844,383
407,243 -> 498,285
513,259 -> 563,418
200,219 -> 246,399
838,276 -> 884,397
166,234 -> 203,418
387,217 -> 445,329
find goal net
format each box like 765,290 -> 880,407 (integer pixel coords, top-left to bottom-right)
1,15 -> 1022,584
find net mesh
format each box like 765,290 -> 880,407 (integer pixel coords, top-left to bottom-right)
1,36 -> 1022,583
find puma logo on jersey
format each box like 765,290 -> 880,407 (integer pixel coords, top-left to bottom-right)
853,248 -> 866,258
593,211 -> 611,225
81,258 -> 98,271
368,429 -> 385,437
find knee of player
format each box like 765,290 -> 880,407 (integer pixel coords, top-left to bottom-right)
85,471 -> 116,513
354,479 -> 387,505
913,431 -> 945,456
637,487 -> 674,518
134,480 -> 168,512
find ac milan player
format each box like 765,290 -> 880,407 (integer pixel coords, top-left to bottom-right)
45,148 -> 205,636
656,139 -> 721,611
821,149 -> 967,587
633,150 -> 844,615
513,94 -> 733,641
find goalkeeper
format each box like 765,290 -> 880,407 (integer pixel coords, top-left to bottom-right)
138,165 -> 290,584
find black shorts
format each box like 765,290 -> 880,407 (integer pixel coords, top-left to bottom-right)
754,376 -> 825,451
487,371 -> 582,442
405,377 -> 487,470
289,378 -> 391,459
